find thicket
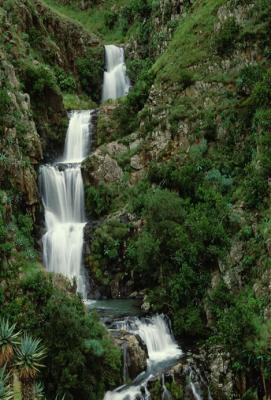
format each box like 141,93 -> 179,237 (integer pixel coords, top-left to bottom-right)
85,6 -> 271,393
0,268 -> 121,400
76,47 -> 104,103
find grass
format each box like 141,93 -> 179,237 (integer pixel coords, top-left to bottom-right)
63,93 -> 97,110
41,0 -> 128,43
153,0 -> 226,83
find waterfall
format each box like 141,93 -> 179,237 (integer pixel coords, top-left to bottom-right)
102,45 -> 130,102
116,315 -> 182,366
63,110 -> 92,163
104,315 -> 182,400
40,110 -> 93,297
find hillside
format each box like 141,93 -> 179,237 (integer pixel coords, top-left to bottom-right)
0,0 -> 271,399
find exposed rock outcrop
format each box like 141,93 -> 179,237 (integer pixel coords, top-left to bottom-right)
113,331 -> 148,380
83,150 -> 124,184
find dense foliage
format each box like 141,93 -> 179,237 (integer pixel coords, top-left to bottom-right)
0,267 -> 121,400
1,0 -> 271,399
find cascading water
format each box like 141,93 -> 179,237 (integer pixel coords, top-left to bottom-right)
102,44 -> 130,102
40,110 -> 93,297
115,315 -> 182,367
104,315 -> 183,400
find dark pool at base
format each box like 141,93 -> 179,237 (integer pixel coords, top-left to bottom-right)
85,299 -> 143,319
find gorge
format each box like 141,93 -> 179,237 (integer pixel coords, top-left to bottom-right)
0,0 -> 271,399
39,44 -> 196,400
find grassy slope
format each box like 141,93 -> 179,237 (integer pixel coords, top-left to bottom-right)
42,0 -> 128,43
154,0 -> 225,82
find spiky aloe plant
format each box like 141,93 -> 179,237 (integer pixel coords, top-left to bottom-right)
33,382 -> 45,399
15,335 -> 46,400
0,365 -> 13,400
0,319 -> 20,367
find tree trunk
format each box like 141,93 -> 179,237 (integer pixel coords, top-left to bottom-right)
21,380 -> 34,400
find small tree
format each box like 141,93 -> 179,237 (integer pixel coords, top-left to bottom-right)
0,319 -> 20,368
0,365 -> 13,400
15,335 -> 46,400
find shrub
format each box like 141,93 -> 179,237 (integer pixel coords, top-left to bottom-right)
250,69 -> 271,108
0,88 -> 12,127
85,183 -> 114,218
104,11 -> 117,29
126,58 -> 152,84
209,289 -> 263,371
214,17 -> 240,55
236,64 -> 265,96
90,219 -> 131,279
22,63 -> 59,97
0,88 -> 11,113
112,67 -> 155,137
244,167 -> 268,209
1,271 -> 121,400
177,68 -> 194,88
54,66 -> 76,92
76,48 -> 104,103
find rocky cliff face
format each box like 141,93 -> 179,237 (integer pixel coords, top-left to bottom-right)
82,0 -> 271,397
1,0 -> 102,159
0,0 -> 101,261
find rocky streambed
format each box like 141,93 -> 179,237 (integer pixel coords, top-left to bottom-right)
87,300 -> 228,400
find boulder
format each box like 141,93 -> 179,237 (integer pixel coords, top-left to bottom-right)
113,331 -> 148,379
83,151 -> 123,184
130,154 -> 144,170
106,141 -> 127,157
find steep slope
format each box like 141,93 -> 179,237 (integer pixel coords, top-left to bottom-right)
1,0 -> 271,398
0,1 -> 121,399
82,0 -> 271,398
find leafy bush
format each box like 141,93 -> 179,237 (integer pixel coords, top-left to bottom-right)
209,289 -> 263,372
104,11 -> 117,29
214,17 -> 240,55
90,219 -> 131,284
236,64 -> 264,96
21,63 -> 59,97
76,48 -> 104,103
0,88 -> 11,113
177,68 -> 194,88
1,271 -> 121,400
85,183 -> 115,218
54,66 -> 76,92
250,69 -> 271,108
0,88 -> 12,127
112,67 -> 155,137
126,58 -> 152,84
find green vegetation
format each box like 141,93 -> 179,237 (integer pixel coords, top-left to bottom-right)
154,0 -> 225,82
214,17 -> 240,55
0,319 -> 46,400
0,267 -> 121,400
2,0 -> 271,398
76,47 -> 104,103
0,365 -> 13,400
42,0 -> 158,44
81,0 -> 271,397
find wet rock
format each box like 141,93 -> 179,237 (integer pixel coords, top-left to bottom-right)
113,332 -> 148,379
141,295 -> 150,312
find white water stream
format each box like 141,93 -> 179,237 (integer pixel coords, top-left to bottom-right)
104,315 -> 183,400
102,45 -> 130,102
39,46 -> 210,400
40,111 -> 93,297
